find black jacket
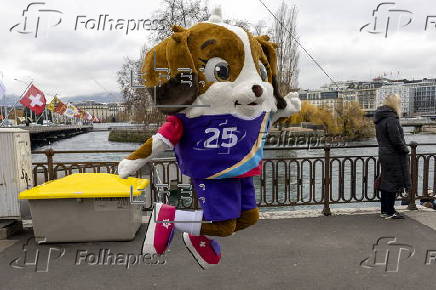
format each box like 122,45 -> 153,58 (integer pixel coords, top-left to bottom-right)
374,105 -> 411,193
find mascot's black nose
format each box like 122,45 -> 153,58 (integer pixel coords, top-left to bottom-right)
252,85 -> 263,98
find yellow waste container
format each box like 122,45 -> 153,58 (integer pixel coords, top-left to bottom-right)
19,173 -> 149,243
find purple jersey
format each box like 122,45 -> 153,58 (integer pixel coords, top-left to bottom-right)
174,112 -> 271,179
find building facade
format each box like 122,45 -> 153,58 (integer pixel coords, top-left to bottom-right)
74,101 -> 128,122
375,79 -> 436,116
375,84 -> 413,117
299,90 -> 343,116
411,81 -> 436,115
301,78 -> 436,117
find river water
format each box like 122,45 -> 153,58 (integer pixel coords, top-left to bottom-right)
31,124 -> 436,211
32,124 -> 436,162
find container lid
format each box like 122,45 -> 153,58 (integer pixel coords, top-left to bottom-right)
19,173 -> 149,200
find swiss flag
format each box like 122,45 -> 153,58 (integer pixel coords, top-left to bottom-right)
20,85 -> 46,115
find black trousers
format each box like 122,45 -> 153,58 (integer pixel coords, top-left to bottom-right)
380,190 -> 397,215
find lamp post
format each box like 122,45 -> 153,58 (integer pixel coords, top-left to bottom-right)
0,71 -> 5,123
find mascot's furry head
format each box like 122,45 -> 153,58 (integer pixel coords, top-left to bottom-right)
141,7 -> 291,119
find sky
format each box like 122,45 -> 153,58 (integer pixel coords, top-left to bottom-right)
1,0 -> 436,99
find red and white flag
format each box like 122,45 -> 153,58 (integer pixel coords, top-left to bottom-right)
20,85 -> 46,115
85,111 -> 93,121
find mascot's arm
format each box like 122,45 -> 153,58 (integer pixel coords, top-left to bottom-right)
117,115 -> 184,178
271,92 -> 301,124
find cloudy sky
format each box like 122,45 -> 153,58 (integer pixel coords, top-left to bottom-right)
1,0 -> 435,99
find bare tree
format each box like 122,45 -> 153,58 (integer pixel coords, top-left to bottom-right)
117,45 -> 165,124
271,1 -> 299,93
253,20 -> 271,36
151,0 -> 210,42
117,0 -> 211,123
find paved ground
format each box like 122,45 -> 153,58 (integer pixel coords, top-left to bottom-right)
2,211 -> 436,290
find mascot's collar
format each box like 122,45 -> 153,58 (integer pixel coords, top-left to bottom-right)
176,110 -> 267,121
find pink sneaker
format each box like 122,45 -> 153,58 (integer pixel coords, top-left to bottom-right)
182,233 -> 221,269
142,203 -> 176,255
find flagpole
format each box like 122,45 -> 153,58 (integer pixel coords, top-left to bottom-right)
0,71 -> 5,122
35,110 -> 45,123
46,94 -> 57,125
14,106 -> 17,125
0,81 -> 33,127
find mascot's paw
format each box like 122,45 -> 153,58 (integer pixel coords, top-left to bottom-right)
284,92 -> 301,114
117,158 -> 147,179
273,92 -> 301,122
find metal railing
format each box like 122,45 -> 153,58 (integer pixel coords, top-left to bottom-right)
31,142 -> 436,215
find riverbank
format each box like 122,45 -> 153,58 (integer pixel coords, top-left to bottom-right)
108,128 -> 155,143
423,127 -> 436,134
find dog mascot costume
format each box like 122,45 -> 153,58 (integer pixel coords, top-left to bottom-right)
118,9 -> 301,269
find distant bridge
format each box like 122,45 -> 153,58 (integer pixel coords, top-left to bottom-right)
400,119 -> 436,133
18,125 -> 93,147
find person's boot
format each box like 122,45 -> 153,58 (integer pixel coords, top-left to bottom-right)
385,211 -> 405,219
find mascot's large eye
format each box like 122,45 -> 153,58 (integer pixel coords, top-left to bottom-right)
204,57 -> 230,82
259,62 -> 268,81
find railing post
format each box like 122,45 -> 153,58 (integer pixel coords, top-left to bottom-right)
192,181 -> 199,210
323,144 -> 332,216
45,149 -> 55,181
408,142 -> 418,210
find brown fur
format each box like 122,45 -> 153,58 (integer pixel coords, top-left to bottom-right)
199,208 -> 260,236
255,35 -> 286,110
141,23 -> 286,113
126,137 -> 152,160
235,208 -> 259,231
200,219 -> 237,237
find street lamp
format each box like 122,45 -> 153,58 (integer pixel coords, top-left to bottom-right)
14,77 -> 33,85
0,71 -> 5,122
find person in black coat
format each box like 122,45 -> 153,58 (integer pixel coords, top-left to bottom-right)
374,94 -> 411,219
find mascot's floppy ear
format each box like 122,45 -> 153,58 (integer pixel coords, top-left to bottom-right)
142,25 -> 198,114
255,35 -> 287,110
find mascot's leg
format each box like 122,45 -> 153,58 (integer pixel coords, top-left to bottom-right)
235,208 -> 259,231
173,208 -> 222,269
178,178 -> 246,269
142,204 -> 203,256
235,177 -> 259,231
175,211 -> 224,269
200,219 -> 237,236
193,178 -> 244,236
